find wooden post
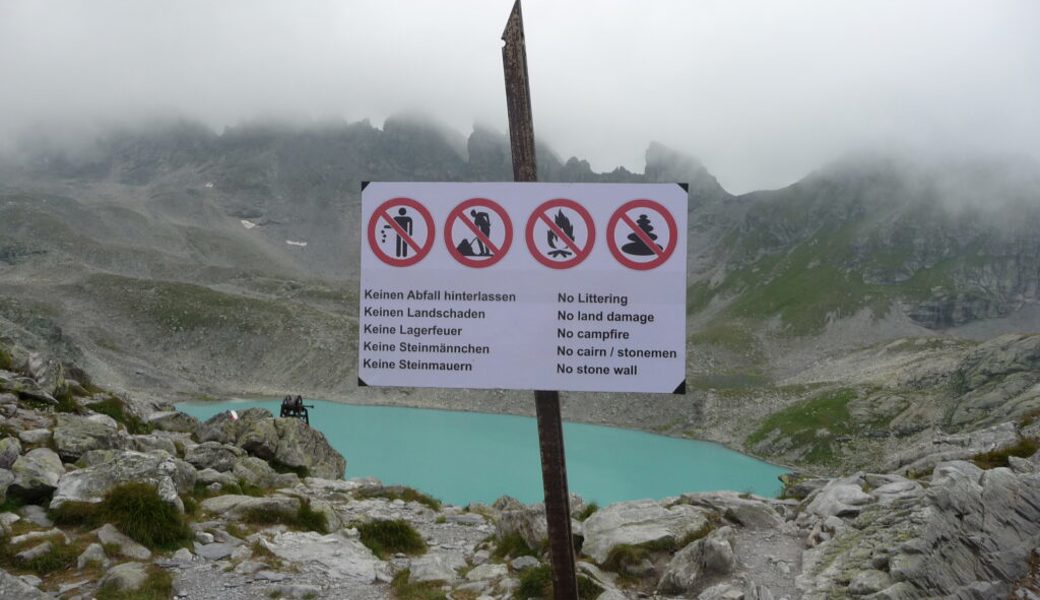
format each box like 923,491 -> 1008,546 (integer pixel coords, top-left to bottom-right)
502,3 -> 579,600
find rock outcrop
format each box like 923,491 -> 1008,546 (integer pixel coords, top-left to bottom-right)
198,409 -> 346,479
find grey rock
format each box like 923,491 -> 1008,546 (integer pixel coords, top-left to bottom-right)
52,413 -> 126,461
697,583 -> 745,600
583,499 -> 711,564
199,409 -> 346,479
0,468 -> 13,501
0,568 -> 49,599
172,548 -> 194,562
18,504 -> 52,527
273,584 -> 322,599
262,530 -> 388,582
681,492 -> 786,529
200,494 -> 300,518
98,562 -> 149,592
195,468 -> 237,487
194,542 -> 235,561
95,523 -> 152,560
15,541 -> 53,562
849,569 -> 892,595
511,555 -> 541,571
130,433 -> 178,456
77,542 -> 109,569
466,562 -> 508,581
51,450 -> 195,511
233,455 -> 277,489
804,481 -> 874,518
496,503 -> 548,550
16,429 -> 51,446
11,527 -> 67,546
9,447 -> 64,499
409,554 -> 462,583
657,527 -> 737,595
184,441 -> 245,472
0,436 -> 21,469
147,411 -> 200,433
255,570 -> 289,582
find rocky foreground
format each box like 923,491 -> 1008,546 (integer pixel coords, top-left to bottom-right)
2,347 -> 1040,599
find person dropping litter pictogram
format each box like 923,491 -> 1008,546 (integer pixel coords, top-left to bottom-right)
381,207 -> 414,258
621,214 -> 663,256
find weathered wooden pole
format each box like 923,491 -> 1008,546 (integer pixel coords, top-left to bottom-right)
502,3 -> 579,599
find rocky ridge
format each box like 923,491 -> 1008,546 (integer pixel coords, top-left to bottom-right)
2,345 -> 1040,599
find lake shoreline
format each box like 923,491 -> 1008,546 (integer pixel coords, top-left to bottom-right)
178,392 -> 799,480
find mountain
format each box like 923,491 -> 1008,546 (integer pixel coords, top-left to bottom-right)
1,117 -> 1039,474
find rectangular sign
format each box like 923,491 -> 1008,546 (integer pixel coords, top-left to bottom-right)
358,182 -> 687,394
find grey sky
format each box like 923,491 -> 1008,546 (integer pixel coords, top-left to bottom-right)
1,1 -> 1038,193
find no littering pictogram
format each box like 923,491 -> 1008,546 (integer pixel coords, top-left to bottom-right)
525,198 -> 595,269
607,199 -> 678,270
444,198 -> 513,268
367,197 -> 435,267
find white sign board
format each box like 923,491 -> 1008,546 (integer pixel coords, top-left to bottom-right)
358,182 -> 687,394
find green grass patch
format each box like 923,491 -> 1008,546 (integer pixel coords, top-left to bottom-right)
972,438 -> 1040,470
240,499 -> 328,534
51,483 -> 193,550
690,322 -> 758,352
492,532 -> 537,560
746,388 -> 858,466
513,565 -> 602,600
576,502 -> 599,522
96,565 -> 173,600
358,519 -> 427,559
0,531 -> 84,575
356,486 -> 441,511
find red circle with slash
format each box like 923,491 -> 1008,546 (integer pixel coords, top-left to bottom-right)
606,199 -> 677,270
444,198 -> 513,268
525,198 -> 596,269
367,197 -> 435,267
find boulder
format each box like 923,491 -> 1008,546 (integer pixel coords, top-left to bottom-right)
52,413 -> 126,461
9,448 -> 64,500
583,500 -> 711,564
467,563 -> 508,582
50,450 -> 195,511
656,526 -> 737,595
0,436 -> 21,469
680,492 -> 786,530
77,542 -> 110,569
0,568 -> 49,599
233,456 -> 278,489
198,409 -> 346,480
409,554 -> 464,583
195,468 -> 238,488
96,524 -> 152,560
804,481 -> 874,519
98,562 -> 149,592
146,411 -> 200,433
185,441 -> 245,472
17,429 -> 51,445
130,434 -> 177,456
200,494 -> 300,518
262,530 -> 389,582
496,503 -> 548,550
0,468 -> 13,501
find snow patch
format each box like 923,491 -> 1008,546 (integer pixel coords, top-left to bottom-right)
240,220 -> 257,230
286,240 -> 308,247
204,182 -> 214,188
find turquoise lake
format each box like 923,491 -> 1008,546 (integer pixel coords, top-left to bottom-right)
178,400 -> 787,506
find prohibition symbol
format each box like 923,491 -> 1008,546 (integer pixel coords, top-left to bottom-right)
367,197 -> 435,267
525,199 -> 595,269
444,198 -> 513,268
607,199 -> 678,270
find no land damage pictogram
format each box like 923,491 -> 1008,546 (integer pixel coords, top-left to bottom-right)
607,199 -> 678,270
444,198 -> 513,268
367,197 -> 435,267
525,198 -> 595,269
